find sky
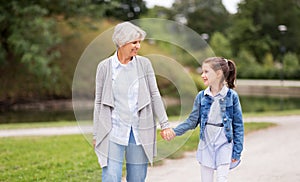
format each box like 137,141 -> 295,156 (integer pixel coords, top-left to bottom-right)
144,0 -> 241,14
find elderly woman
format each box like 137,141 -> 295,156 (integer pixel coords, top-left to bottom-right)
93,22 -> 173,182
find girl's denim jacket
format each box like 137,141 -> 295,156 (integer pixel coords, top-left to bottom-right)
173,89 -> 244,160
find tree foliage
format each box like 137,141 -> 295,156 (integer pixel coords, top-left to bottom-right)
1,0 -> 300,103
229,0 -> 300,61
0,0 -> 147,77
1,3 -> 56,76
209,32 -> 232,58
0,0 -> 149,102
168,0 -> 300,79
0,0 -> 105,77
102,0 -> 147,20
172,0 -> 229,33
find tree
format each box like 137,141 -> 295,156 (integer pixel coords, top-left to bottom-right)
234,49 -> 261,78
172,0 -> 230,34
0,3 -> 60,76
143,5 -> 173,19
0,0 -> 148,78
103,0 -> 147,20
263,52 -> 274,68
209,32 -> 232,58
229,0 -> 300,62
0,0 -> 107,77
283,52 -> 299,78
227,17 -> 274,62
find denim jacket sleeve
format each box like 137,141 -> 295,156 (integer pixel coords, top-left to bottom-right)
173,92 -> 201,136
231,91 -> 244,160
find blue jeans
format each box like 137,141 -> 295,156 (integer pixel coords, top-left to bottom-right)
102,131 -> 148,182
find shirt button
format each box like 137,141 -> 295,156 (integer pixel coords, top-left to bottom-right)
223,118 -> 227,121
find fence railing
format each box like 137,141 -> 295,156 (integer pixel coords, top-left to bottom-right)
236,79 -> 300,97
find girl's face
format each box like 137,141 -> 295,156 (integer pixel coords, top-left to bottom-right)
201,63 -> 221,87
120,39 -> 141,58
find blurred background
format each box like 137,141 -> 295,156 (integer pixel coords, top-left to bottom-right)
1,0 -> 300,124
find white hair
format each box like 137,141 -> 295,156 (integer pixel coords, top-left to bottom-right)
112,22 -> 146,48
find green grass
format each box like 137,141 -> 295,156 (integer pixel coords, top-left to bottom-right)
0,135 -> 101,182
0,122 -> 275,181
0,121 -> 77,130
243,109 -> 300,117
243,122 -> 276,134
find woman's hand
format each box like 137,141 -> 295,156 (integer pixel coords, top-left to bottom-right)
160,128 -> 176,141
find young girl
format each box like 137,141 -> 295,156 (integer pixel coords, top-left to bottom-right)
166,57 -> 244,182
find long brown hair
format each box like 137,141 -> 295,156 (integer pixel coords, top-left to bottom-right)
203,57 -> 237,89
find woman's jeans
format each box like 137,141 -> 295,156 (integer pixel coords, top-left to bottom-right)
102,131 -> 148,182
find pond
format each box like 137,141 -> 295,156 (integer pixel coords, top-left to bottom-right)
166,96 -> 300,116
0,110 -> 77,124
239,96 -> 300,113
1,96 -> 300,124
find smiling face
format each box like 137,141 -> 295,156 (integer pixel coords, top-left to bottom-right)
201,63 -> 222,87
119,39 -> 141,58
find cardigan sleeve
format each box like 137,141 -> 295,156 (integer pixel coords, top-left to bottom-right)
143,58 -> 170,129
93,62 -> 106,139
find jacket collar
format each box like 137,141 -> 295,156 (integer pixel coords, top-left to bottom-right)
204,85 -> 228,98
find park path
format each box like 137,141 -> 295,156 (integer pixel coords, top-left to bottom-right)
1,115 -> 300,181
0,126 -> 82,137
146,115 -> 300,182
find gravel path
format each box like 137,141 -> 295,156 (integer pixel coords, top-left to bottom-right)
146,115 -> 300,182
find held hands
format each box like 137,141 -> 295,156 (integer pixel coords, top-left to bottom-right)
232,158 -> 238,162
160,128 -> 176,141
93,139 -> 96,148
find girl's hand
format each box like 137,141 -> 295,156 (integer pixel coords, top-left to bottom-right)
232,158 -> 238,162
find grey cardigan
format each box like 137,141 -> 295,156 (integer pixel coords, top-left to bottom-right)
93,55 -> 169,167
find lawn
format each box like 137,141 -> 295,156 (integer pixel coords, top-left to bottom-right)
0,122 -> 275,182
0,135 -> 101,182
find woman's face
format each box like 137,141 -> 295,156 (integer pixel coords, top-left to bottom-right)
201,63 -> 220,86
120,39 -> 141,57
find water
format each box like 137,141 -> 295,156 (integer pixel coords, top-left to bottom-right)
0,110 -> 76,124
240,96 -> 300,112
167,96 -> 300,116
1,96 -> 300,124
